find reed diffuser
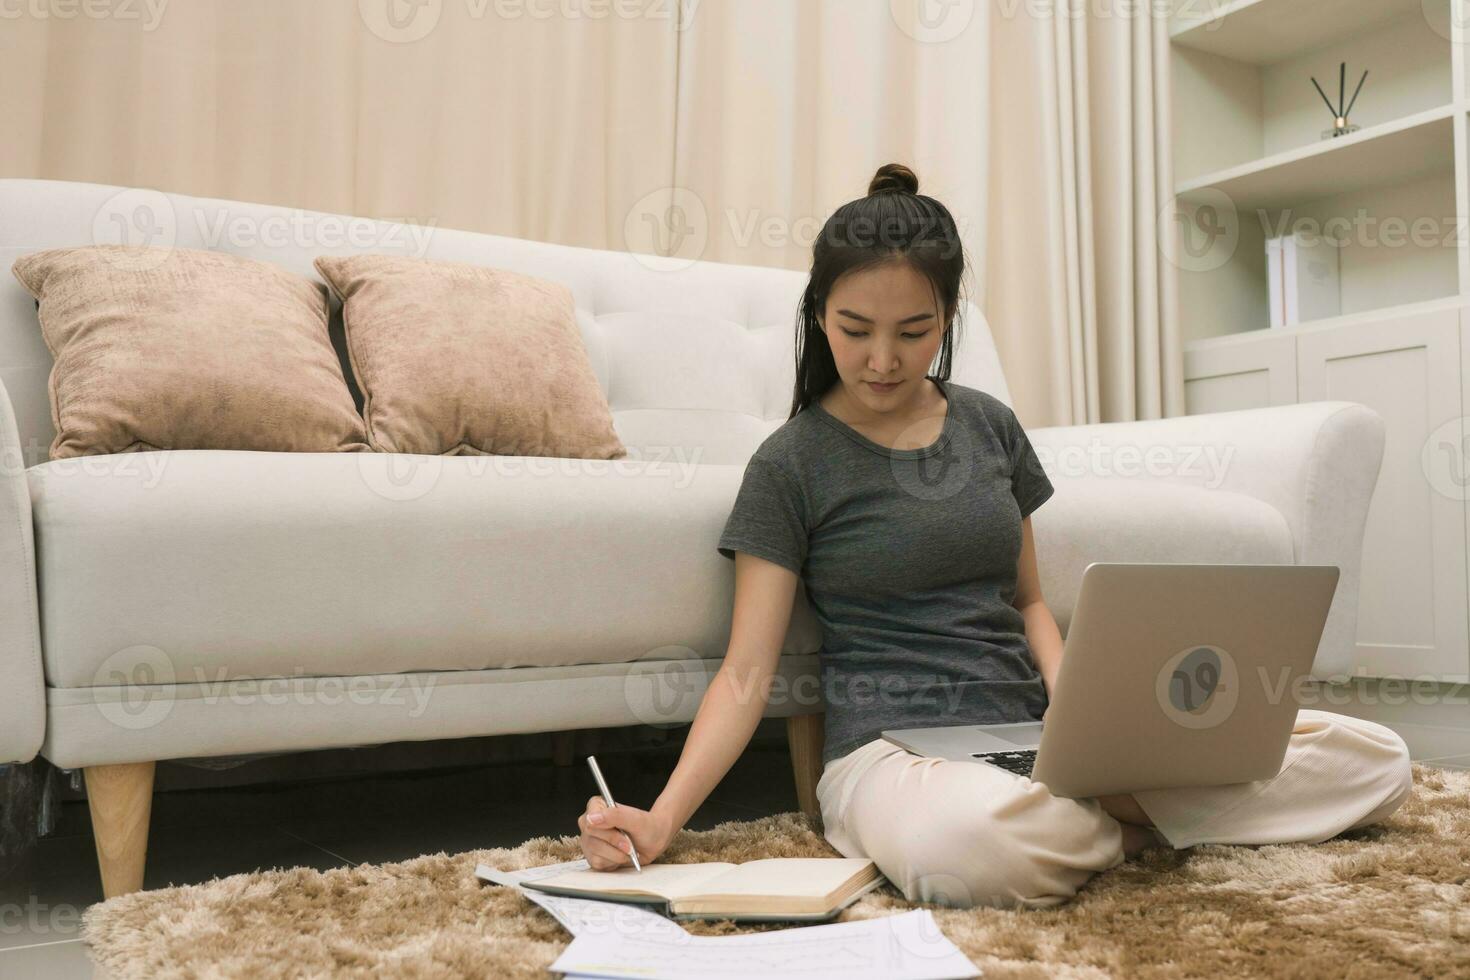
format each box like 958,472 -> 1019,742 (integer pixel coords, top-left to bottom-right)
1312,61 -> 1368,139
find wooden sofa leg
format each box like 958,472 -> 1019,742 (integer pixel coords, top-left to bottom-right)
786,714 -> 824,819
84,761 -> 155,899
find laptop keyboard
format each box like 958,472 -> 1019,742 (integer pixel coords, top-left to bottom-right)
972,749 -> 1037,777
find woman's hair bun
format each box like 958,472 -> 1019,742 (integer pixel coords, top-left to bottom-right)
868,163 -> 919,197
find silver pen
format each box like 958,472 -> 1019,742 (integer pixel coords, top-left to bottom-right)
586,755 -> 641,872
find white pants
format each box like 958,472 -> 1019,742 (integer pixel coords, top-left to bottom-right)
815,709 -> 1414,911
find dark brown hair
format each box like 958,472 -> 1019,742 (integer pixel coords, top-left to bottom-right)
788,163 -> 969,419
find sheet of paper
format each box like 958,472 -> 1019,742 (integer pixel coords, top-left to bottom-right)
476,859 -> 689,941
548,907 -> 981,980
521,889 -> 691,943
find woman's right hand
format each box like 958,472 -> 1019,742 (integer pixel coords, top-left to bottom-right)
577,797 -> 678,871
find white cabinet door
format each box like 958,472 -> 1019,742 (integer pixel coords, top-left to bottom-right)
1183,334 -> 1297,414
1298,308 -> 1469,683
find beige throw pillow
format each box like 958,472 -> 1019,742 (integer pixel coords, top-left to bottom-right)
314,253 -> 626,459
12,246 -> 370,459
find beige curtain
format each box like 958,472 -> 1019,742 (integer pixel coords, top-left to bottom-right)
986,0 -> 1184,425
0,1 -> 676,250
669,0 -> 990,277
0,0 -> 1180,426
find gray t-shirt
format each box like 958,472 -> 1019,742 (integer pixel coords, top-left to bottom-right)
717,376 -> 1056,766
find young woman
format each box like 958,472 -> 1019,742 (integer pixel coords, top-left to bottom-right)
577,163 -> 1415,910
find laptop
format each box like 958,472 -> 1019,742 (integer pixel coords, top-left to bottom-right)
881,562 -> 1339,798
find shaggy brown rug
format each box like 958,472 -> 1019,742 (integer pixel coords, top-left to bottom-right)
81,762 -> 1469,979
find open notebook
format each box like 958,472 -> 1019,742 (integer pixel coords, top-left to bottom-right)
519,857 -> 885,922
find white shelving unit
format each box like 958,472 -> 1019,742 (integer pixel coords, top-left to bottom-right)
1172,0 -> 1462,342
1171,0 -> 1470,687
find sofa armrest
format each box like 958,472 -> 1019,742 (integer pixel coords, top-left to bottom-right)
1028,401 -> 1386,680
1031,478 -> 1294,637
0,376 -> 43,764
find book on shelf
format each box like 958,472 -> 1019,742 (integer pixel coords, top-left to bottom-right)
1267,230 -> 1341,327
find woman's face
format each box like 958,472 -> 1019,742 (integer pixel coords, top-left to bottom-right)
819,259 -> 948,419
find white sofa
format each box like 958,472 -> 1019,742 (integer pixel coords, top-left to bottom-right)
0,178 -> 1386,897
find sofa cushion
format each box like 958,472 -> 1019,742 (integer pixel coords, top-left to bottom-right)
315,253 -> 626,459
27,449 -> 1291,693
1029,477 -> 1295,637
28,449 -> 824,689
11,246 -> 369,459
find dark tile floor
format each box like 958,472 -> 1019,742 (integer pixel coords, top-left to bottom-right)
0,738 -> 800,979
